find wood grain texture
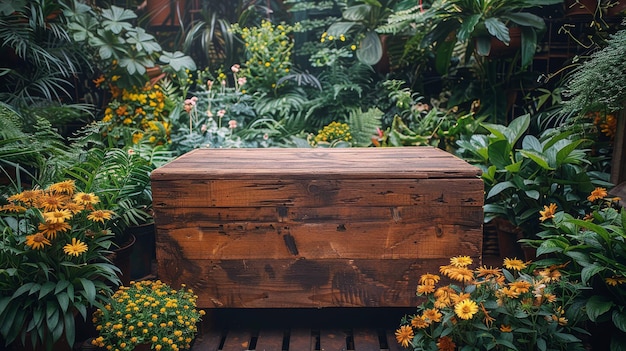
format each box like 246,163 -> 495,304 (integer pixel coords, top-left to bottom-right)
152,147 -> 484,308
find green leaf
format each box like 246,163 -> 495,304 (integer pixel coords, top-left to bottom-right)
504,12 -> 545,29
520,149 -> 553,170
11,282 -> 35,299
342,4 -> 370,22
79,278 -> 96,304
586,295 -> 614,322
555,139 -> 587,167
327,22 -> 356,37
159,51 -> 196,73
434,39 -> 456,75
38,281 -> 56,299
56,292 -> 69,313
581,263 -> 607,285
458,14 -> 481,42
537,337 -> 547,351
484,18 -> 509,44
356,30 -> 382,65
613,309 -> 626,333
554,332 -> 581,343
486,181 -> 515,199
101,5 -> 136,34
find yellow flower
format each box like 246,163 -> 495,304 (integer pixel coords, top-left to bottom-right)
503,258 -> 527,271
395,325 -> 414,348
48,180 -> 76,195
450,255 -> 473,267
73,192 -> 100,205
423,308 -> 442,323
411,315 -> 429,329
416,284 -> 436,295
419,273 -> 440,286
87,210 -> 114,223
43,209 -> 72,223
588,187 -> 608,202
38,194 -> 64,211
606,276 -> 626,286
454,299 -> 478,320
63,237 -> 88,256
25,233 -> 51,250
500,324 -> 512,332
539,203 -> 558,222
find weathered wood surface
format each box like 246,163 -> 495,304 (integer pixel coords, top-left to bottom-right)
152,147 -> 484,308
191,308 -> 410,351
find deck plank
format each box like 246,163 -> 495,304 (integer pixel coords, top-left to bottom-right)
221,329 -> 253,351
288,328 -> 313,351
320,329 -> 348,351
353,328 -> 381,351
385,329 -> 403,351
191,328 -> 222,351
255,329 -> 285,351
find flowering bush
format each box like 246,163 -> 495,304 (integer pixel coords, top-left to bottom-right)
230,20 -> 299,94
92,280 -> 205,351
101,83 -> 173,146
309,121 -> 353,147
0,180 -> 119,350
395,256 -> 587,351
532,189 -> 626,349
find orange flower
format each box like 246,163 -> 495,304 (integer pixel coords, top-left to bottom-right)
395,325 -> 414,348
539,203 -> 557,222
437,336 -> 456,351
588,187 -> 608,202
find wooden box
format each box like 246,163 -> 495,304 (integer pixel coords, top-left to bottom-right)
151,147 -> 483,308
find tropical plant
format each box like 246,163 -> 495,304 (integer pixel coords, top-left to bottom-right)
456,114 -> 611,239
91,280 -> 205,351
62,1 -> 195,91
325,0 -> 402,66
0,180 -> 119,351
395,256 -> 587,351
530,190 -> 626,351
0,0 -> 90,114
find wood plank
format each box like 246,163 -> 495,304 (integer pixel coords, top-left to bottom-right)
156,220 -> 483,260
353,328 -> 382,351
319,329 -> 348,351
152,147 -> 480,181
287,328 -> 313,351
152,178 -> 483,208
221,329 -> 253,351
385,329 -> 403,351
254,329 -> 285,351
155,258 -> 457,308
190,328 -> 222,351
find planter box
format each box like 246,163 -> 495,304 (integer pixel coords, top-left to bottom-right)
151,147 -> 483,308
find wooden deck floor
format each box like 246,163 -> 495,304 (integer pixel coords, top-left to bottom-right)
191,308 -> 413,351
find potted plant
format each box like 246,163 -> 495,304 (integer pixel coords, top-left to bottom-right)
530,191 -> 626,350
395,256 -> 588,350
386,0 -> 563,73
0,180 -> 120,351
456,114 -> 611,257
91,280 -> 205,351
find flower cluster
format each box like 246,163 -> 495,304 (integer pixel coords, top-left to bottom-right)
231,20 -> 299,94
396,256 -> 586,351
102,83 -> 172,146
92,280 -> 205,351
311,32 -> 357,67
0,180 -> 119,349
310,121 -> 353,146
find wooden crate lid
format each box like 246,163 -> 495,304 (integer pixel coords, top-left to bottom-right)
151,147 -> 481,180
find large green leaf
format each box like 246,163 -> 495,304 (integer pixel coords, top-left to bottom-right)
614,310 -> 626,333
160,51 -> 196,73
342,4 -> 371,22
458,14 -> 481,42
101,6 -> 136,34
78,278 -> 96,304
520,26 -> 537,67
520,149 -> 553,170
586,295 -> 614,322
356,30 -> 382,65
484,17 -> 509,44
581,263 -> 608,285
487,181 -> 515,199
504,12 -> 545,29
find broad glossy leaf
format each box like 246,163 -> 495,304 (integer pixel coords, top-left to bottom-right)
458,14 -> 481,41
504,12 -> 545,29
556,139 -> 587,166
486,181 -> 515,199
484,18 -> 509,44
79,278 -> 96,304
160,51 -> 196,72
434,38 -> 456,75
342,4 -> 370,22
536,238 -> 567,256
613,309 -> 626,332
101,6 -> 136,34
488,139 -> 513,169
356,30 -> 382,65
327,22 -> 356,37
586,295 -> 613,322
475,36 -> 491,56
520,149 -> 553,170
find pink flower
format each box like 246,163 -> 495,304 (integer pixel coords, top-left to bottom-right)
263,133 -> 269,140
200,124 -> 207,132
231,64 -> 241,73
221,80 -> 226,87
207,80 -> 214,89
217,109 -> 226,118
238,77 -> 247,86
127,149 -> 135,155
207,110 -> 213,117
228,120 -> 237,129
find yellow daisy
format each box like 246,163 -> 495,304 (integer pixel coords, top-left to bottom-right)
503,258 -> 527,271
43,209 -> 72,223
48,180 -> 76,195
454,299 -> 479,320
450,255 -> 473,267
419,273 -> 440,286
38,222 -> 71,239
63,237 -> 88,256
395,325 -> 414,348
73,192 -> 100,205
25,233 -> 51,250
423,308 -> 442,323
37,194 -> 64,211
411,315 -> 429,329
87,210 -> 114,223
417,284 -> 436,295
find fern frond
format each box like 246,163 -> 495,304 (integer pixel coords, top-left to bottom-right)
349,107 -> 383,147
